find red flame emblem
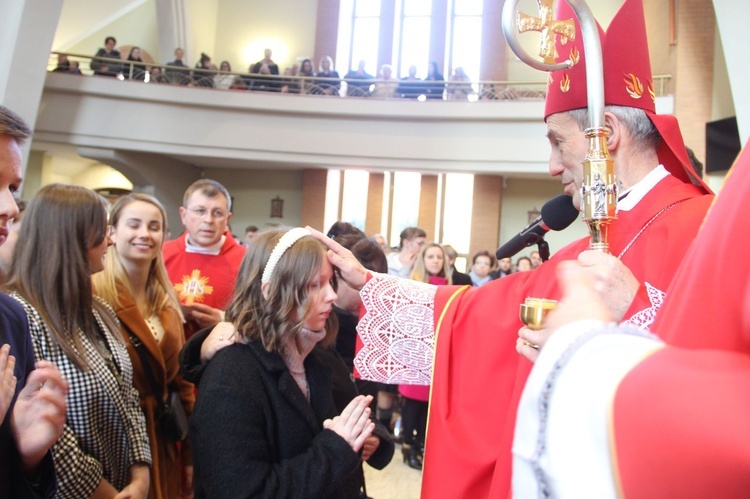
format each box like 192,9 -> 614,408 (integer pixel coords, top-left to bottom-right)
647,81 -> 656,102
624,73 -> 643,99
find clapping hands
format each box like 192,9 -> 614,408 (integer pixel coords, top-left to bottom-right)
11,360 -> 68,473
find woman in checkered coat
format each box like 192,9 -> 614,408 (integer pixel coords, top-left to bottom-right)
6,184 -> 152,498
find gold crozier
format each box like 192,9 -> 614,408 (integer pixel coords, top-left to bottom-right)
517,0 -> 576,64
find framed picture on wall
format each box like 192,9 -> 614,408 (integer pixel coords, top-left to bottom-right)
271,196 -> 284,218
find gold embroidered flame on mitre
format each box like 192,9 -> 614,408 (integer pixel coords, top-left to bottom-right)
624,72 -> 644,99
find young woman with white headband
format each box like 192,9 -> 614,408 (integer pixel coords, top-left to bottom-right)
187,227 -> 375,498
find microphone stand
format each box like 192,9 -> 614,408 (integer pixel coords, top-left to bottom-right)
537,239 -> 550,262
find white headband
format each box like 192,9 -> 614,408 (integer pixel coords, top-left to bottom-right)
261,227 -> 312,283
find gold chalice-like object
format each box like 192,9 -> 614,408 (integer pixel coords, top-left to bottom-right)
519,298 -> 558,349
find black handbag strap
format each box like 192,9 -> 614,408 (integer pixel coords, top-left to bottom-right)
125,325 -> 168,408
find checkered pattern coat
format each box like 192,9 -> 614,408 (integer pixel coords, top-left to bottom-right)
12,293 -> 151,498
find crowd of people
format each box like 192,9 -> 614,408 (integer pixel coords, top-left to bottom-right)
0,101 -> 583,496
50,37 -> 534,100
11,0 -> 750,496
382,227 -> 540,288
0,117 -> 401,496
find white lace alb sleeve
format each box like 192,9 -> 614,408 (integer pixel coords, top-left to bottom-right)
353,273 -> 436,385
623,282 -> 665,330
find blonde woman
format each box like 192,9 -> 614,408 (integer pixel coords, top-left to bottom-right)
410,242 -> 452,286
94,193 -> 195,499
315,55 -> 340,95
401,243 -> 451,469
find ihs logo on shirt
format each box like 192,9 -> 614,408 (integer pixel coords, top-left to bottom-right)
175,269 -> 214,305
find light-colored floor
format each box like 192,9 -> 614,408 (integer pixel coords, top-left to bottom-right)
363,443 -> 423,499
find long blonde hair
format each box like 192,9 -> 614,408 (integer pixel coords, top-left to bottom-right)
410,242 -> 452,284
93,193 -> 183,320
226,228 -> 337,353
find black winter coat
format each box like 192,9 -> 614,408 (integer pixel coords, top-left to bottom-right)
188,339 -> 362,499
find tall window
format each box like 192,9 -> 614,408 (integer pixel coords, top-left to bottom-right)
389,172 -> 421,247
349,0 -> 382,72
447,0 -> 483,84
341,170 -> 370,230
441,173 -> 474,270
394,0 -> 432,78
324,170 -> 342,233
324,169 -> 474,270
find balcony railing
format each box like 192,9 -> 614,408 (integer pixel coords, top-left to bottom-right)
48,52 -> 672,102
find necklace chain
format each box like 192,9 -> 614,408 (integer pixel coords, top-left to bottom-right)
617,200 -> 686,260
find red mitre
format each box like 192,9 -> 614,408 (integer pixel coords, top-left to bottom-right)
543,0 -> 709,192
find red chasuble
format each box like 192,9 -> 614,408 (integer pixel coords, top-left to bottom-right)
163,231 -> 245,337
612,348 -> 750,498
610,140 -> 750,496
419,174 -> 712,498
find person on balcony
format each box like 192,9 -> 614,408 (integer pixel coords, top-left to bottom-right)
315,56 -> 341,96
297,58 -> 315,94
165,48 -> 191,85
397,65 -> 423,99
124,47 -> 147,81
52,54 -> 70,73
250,48 -> 279,76
192,53 -> 216,88
344,60 -> 374,97
447,66 -> 473,100
371,64 -> 398,99
91,36 -> 122,78
214,61 -> 240,90
423,61 -> 445,100
249,62 -> 281,92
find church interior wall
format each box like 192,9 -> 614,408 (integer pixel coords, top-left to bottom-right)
499,178 -> 589,259
188,0 -> 220,65
15,0 -> 741,253
207,167 -> 305,237
62,0 -> 160,62
213,0 -> 320,72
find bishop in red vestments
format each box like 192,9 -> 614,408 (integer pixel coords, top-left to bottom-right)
514,138 -> 750,497
317,1 -> 713,497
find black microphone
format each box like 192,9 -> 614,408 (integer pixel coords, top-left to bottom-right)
495,194 -> 579,261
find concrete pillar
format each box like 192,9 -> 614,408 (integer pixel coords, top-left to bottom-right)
365,172 -> 384,237
469,174 -> 503,261
673,0 -> 715,162
155,0 -> 192,63
314,0 -> 341,66
429,0 -> 448,73
481,0 -> 507,81
418,174 -> 438,243
0,0 -> 64,173
378,0 -> 396,70
301,169 -> 328,230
